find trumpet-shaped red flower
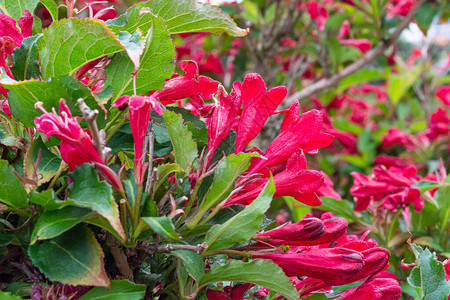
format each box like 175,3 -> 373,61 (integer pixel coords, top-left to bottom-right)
0,10 -> 33,97
425,107 -> 450,141
206,83 -> 242,160
226,152 -> 324,207
316,172 -> 342,200
113,95 -> 162,186
235,73 -> 287,153
337,273 -> 401,300
382,127 -> 418,150
252,247 -> 365,286
152,60 -> 219,115
206,283 -> 252,300
350,165 -> 425,212
249,101 -> 333,173
35,100 -> 123,191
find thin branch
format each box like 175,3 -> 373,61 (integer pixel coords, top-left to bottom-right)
158,178 -> 183,210
283,0 -> 426,106
138,242 -> 208,255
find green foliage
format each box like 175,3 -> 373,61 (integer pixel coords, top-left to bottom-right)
142,216 -> 180,241
78,280 -> 146,300
38,19 -> 125,78
407,244 -> 450,300
0,160 -> 28,210
11,35 -> 41,81
162,110 -> 198,173
204,177 -> 275,252
29,225 -> 109,287
0,0 -> 39,20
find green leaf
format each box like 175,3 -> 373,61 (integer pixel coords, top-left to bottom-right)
142,216 -> 180,241
23,137 -> 61,190
69,164 -> 125,241
11,34 -> 41,81
38,18 -> 125,79
407,244 -> 450,299
162,110 -> 198,173
413,180 -> 443,194
79,280 -> 146,300
200,260 -> 299,300
4,76 -> 97,127
29,190 -> 73,211
199,153 -> 258,213
387,67 -> 421,106
337,69 -> 384,92
0,292 -> 23,300
318,197 -> 355,222
0,160 -> 28,209
155,163 -> 182,192
107,0 -> 247,36
39,0 -> 58,21
104,14 -> 174,101
437,176 -> 450,233
204,177 -> 275,252
416,2 -> 440,31
172,250 -> 204,285
28,225 -> 109,287
30,206 -> 90,244
0,0 -> 39,20
117,30 -> 146,71
83,212 -> 125,243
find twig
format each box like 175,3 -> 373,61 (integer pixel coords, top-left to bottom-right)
105,233 -> 134,280
158,178 -> 183,210
138,242 -> 208,255
283,0 -> 426,106
145,122 -> 155,193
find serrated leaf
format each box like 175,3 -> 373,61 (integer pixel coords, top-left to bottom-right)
30,206 -> 90,244
407,244 -> 450,299
68,164 -> 125,241
199,260 -> 298,300
104,13 -> 174,101
107,0 -> 247,36
142,216 -> 180,241
0,0 -> 39,20
11,34 -> 41,81
38,18 -> 125,79
172,250 -> 204,284
0,160 -> 28,209
155,163 -> 182,192
28,225 -> 109,287
117,30 -> 146,71
24,137 -> 61,190
196,153 -> 258,218
79,280 -> 146,300
4,76 -> 98,127
204,177 -> 275,252
39,0 -> 58,21
83,212 -> 125,243
162,110 -> 198,173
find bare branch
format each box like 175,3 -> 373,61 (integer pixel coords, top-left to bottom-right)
283,0 -> 426,106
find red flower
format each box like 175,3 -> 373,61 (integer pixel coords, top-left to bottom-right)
226,152 -> 324,207
252,247 -> 365,286
387,0 -> 417,17
113,95 -> 162,186
249,101 -> 333,173
382,127 -> 418,150
337,275 -> 401,299
340,39 -> 372,54
305,2 -> 329,31
235,73 -> 287,153
338,20 -> 350,39
350,165 -> 424,212
152,60 -> 219,115
425,107 -> 450,140
316,172 -> 341,200
206,83 -> 242,161
0,10 -> 33,97
436,86 -> 450,106
206,283 -> 252,300
35,100 -> 123,192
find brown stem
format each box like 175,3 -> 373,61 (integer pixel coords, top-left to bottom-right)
283,0 -> 426,106
138,242 -> 208,255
